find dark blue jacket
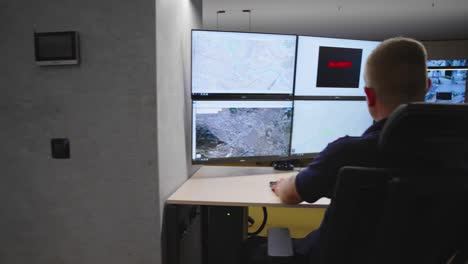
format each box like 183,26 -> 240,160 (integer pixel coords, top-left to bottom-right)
293,119 -> 386,256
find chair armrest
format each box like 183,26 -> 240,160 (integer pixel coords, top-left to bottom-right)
267,227 -> 294,258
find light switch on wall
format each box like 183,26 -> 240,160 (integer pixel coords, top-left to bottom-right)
51,138 -> 70,159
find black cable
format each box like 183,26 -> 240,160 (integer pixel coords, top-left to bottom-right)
248,216 -> 255,227
248,207 -> 268,236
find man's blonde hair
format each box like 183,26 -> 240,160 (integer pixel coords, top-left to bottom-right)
365,37 -> 428,109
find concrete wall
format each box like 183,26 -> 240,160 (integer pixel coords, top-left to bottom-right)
0,1 -> 160,263
156,0 -> 203,213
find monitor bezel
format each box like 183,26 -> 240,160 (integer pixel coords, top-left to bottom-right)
427,66 -> 468,71
191,29 -> 298,98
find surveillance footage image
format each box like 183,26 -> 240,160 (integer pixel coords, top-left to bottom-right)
426,60 -> 467,103
427,59 -> 467,68
192,31 -> 297,95
193,101 -> 293,162
291,100 -> 373,156
295,36 -> 380,97
426,70 -> 466,103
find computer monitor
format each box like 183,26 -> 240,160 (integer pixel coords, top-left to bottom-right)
192,30 -> 297,97
290,100 -> 373,157
192,100 -> 293,164
426,59 -> 467,103
295,36 -> 380,97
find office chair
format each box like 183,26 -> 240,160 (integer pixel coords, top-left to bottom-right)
268,103 -> 468,264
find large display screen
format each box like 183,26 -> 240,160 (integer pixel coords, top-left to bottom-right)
290,100 -> 373,156
192,100 -> 293,163
295,36 -> 380,97
192,30 -> 297,95
426,60 -> 467,103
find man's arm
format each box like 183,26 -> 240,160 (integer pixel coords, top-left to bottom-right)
272,176 -> 303,204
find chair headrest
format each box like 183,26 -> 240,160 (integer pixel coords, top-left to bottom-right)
379,103 -> 468,167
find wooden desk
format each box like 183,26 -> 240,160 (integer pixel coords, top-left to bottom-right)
163,166 -> 330,264
167,165 -> 330,208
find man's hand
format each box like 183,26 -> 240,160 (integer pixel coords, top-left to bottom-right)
271,178 -> 285,195
270,176 -> 303,204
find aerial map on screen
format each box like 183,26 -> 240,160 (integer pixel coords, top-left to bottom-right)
193,101 -> 293,161
192,31 -> 297,94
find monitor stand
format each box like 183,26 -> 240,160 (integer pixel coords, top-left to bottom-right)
273,161 -> 294,171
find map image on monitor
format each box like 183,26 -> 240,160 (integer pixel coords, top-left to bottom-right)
316,46 -> 363,88
193,101 -> 292,161
192,31 -> 297,95
426,70 -> 466,103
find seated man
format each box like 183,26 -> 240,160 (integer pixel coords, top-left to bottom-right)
245,37 -> 431,263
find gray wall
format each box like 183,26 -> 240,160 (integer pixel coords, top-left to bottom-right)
0,1 -> 160,263
423,40 -> 468,59
202,0 -> 468,40
156,0 -> 203,213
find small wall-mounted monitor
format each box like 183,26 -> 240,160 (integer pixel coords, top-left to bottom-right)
426,59 -> 467,103
192,30 -> 297,98
295,36 -> 380,97
192,100 -> 293,164
34,31 -> 80,66
290,100 -> 373,157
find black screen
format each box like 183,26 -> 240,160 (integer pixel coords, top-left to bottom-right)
436,92 -> 453,100
35,32 -> 76,60
316,46 -> 363,88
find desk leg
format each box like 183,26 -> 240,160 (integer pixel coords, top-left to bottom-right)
202,206 -> 248,264
162,204 -> 203,264
162,204 -> 248,264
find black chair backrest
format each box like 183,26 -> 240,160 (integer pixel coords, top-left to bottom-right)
375,168 -> 468,263
318,103 -> 468,264
379,103 -> 468,168
318,167 -> 389,264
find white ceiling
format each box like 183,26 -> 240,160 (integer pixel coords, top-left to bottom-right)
202,0 -> 468,41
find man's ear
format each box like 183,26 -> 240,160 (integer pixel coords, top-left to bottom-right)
427,78 -> 432,92
365,87 -> 376,107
